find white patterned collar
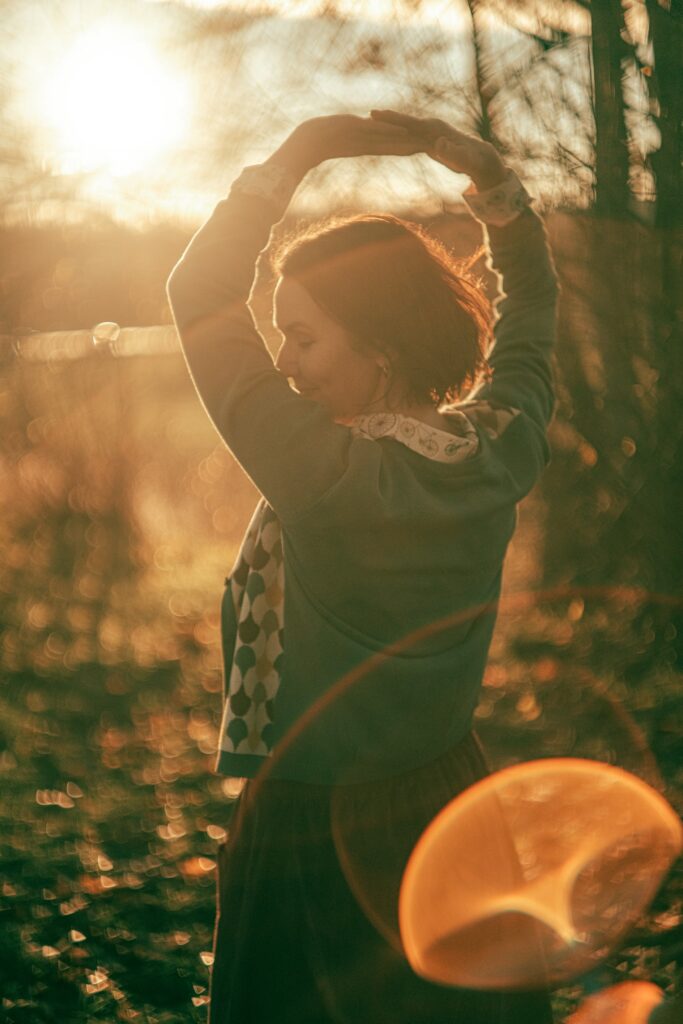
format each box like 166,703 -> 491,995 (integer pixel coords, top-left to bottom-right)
349,409 -> 479,464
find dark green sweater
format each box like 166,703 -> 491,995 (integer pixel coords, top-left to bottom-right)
167,171 -> 559,784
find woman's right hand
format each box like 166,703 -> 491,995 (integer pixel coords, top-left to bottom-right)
369,109 -> 507,191
266,114 -> 422,178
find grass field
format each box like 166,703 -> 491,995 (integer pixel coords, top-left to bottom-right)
0,353 -> 680,1022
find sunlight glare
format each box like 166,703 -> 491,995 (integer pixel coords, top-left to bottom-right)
40,21 -> 190,176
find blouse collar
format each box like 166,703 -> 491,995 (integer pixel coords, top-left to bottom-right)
349,409 -> 479,464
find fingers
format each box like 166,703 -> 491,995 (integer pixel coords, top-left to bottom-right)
432,137 -> 469,174
372,114 -> 490,165
370,109 -> 428,135
367,121 -> 413,142
304,112 -> 434,162
352,115 -> 424,156
370,108 -> 408,121
371,110 -> 475,152
370,109 -> 444,139
351,138 -> 425,158
371,108 -> 421,125
367,117 -> 410,133
435,137 -> 467,156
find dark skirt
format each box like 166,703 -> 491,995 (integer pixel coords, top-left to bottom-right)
209,733 -> 555,1024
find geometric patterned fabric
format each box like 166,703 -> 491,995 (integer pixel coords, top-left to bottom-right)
220,499 -> 284,758
216,405 -> 518,764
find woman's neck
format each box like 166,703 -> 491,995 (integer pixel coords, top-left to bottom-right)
339,397 -> 451,430
335,372 -> 458,430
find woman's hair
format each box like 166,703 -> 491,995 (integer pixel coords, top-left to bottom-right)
270,212 -> 492,407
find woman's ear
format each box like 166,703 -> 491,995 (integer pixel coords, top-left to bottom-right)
371,348 -> 391,378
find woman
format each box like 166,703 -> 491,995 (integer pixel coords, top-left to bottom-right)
167,110 -> 558,1023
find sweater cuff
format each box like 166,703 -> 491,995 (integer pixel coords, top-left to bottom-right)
229,162 -> 302,216
458,169 -> 533,226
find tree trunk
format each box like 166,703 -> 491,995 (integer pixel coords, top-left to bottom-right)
590,0 -> 630,215
645,0 -> 682,230
641,0 -> 683,673
466,0 -> 498,145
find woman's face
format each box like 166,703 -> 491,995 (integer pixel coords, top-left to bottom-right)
273,276 -> 386,421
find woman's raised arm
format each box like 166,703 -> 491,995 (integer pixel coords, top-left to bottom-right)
372,110 -> 560,477
165,116 -> 424,522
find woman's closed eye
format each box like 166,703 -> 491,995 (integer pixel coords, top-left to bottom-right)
279,327 -> 314,349
286,330 -> 315,349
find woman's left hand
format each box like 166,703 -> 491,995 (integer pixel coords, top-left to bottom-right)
369,109 -> 507,190
267,114 -> 424,177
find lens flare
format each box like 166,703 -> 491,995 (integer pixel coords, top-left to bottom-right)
566,981 -> 665,1024
398,759 -> 682,990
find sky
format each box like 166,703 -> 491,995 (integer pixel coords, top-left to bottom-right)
2,0 -> 653,227
4,0 -> 480,224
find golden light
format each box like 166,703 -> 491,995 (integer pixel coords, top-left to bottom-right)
38,20 -> 190,177
399,759 -> 682,990
566,981 -> 665,1024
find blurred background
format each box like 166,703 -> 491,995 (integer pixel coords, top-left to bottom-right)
0,1 -> 681,1021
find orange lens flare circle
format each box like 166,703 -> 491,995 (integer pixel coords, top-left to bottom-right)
398,759 -> 682,991
565,981 -> 665,1024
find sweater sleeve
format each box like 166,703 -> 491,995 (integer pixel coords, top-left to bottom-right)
166,166 -> 353,523
471,205 -> 560,443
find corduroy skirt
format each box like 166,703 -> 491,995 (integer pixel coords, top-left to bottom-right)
209,732 -> 555,1024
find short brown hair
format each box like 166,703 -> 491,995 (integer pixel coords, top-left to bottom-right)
270,213 -> 492,407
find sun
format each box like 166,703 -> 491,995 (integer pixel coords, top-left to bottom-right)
39,21 -> 191,177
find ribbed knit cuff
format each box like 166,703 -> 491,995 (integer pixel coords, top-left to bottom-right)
457,169 -> 532,226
